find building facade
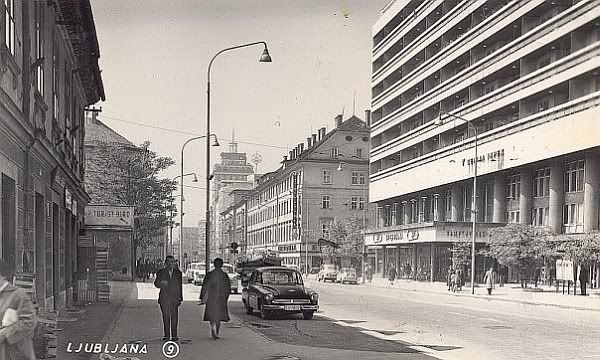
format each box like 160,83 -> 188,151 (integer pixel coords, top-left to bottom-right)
226,115 -> 372,269
0,1 -> 104,309
368,0 -> 600,281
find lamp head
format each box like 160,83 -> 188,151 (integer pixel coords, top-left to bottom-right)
260,47 -> 272,63
337,162 -> 344,171
192,174 -> 198,182
211,136 -> 220,147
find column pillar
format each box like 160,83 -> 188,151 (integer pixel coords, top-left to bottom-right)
382,246 -> 387,278
396,245 -> 401,270
435,194 -> 444,222
451,185 -> 463,221
403,201 -> 411,224
520,168 -> 533,225
378,206 -> 386,228
412,245 -> 418,280
493,174 -> 507,223
584,151 -> 600,232
549,161 -> 565,234
476,182 -> 485,223
430,244 -> 435,282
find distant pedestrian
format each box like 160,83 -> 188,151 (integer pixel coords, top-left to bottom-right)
447,267 -> 454,291
154,255 -> 183,341
387,265 -> 397,286
483,267 -> 496,295
199,258 -> 231,340
533,267 -> 540,287
455,269 -> 463,291
365,264 -> 373,283
0,259 -> 37,360
579,265 -> 589,296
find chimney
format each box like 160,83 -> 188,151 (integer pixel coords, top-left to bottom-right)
289,150 -> 293,160
319,127 -> 326,141
312,133 -> 317,144
307,137 -> 312,148
335,114 -> 343,127
292,148 -> 297,159
364,110 -> 371,126
298,143 -> 304,153
283,155 -> 288,162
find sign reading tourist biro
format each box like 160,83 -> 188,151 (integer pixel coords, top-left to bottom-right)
85,205 -> 134,228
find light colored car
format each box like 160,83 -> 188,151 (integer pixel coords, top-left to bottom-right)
207,263 -> 240,293
186,262 -> 206,285
336,268 -> 358,284
317,264 -> 338,282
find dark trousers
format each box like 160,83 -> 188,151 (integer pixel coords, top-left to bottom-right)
580,282 -> 587,295
487,288 -> 492,295
160,302 -> 179,338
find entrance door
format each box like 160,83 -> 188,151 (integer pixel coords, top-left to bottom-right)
1,175 -> 16,273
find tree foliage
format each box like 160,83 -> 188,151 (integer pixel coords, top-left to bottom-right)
89,141 -> 176,253
321,216 -> 365,260
556,232 -> 600,266
486,224 -> 555,278
451,241 -> 471,270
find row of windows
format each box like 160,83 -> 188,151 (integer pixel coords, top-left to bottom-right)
321,195 -> 366,210
322,170 -> 367,185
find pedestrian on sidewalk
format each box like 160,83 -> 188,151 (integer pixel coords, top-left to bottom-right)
0,259 -> 37,360
387,265 -> 397,286
199,258 -> 231,340
154,255 -> 183,341
533,267 -> 540,288
447,267 -> 454,291
484,267 -> 496,295
455,269 -> 463,291
365,264 -> 373,283
579,265 -> 589,296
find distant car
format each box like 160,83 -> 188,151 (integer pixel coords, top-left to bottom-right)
186,262 -> 206,285
209,263 -> 240,294
242,266 -> 319,320
309,267 -> 320,275
318,264 -> 338,282
336,268 -> 358,284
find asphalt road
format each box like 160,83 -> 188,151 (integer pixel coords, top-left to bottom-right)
304,280 -> 600,360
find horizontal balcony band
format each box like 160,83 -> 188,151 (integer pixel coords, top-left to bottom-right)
371,0 -> 595,137
369,94 -> 600,201
373,0 -> 442,58
372,0 -> 537,107
370,42 -> 600,162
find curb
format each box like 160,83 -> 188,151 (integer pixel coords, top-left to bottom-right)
361,282 -> 600,312
230,313 -> 274,342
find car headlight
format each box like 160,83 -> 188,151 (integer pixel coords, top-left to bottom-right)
265,293 -> 274,302
310,293 -> 319,301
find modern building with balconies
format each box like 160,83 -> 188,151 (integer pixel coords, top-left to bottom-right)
368,0 -> 600,282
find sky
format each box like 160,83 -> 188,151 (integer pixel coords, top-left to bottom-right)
90,0 -> 390,229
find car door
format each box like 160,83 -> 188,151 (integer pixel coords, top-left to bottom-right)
246,271 -> 259,308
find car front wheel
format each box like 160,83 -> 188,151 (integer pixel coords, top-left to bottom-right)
302,311 -> 314,320
259,301 -> 270,319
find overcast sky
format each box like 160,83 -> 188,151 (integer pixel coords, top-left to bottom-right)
90,0 -> 389,228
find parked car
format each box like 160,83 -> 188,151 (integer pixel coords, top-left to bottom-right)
242,266 -> 319,320
186,262 -> 206,285
336,268 -> 358,284
318,264 -> 338,282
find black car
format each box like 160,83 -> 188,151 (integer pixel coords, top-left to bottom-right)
241,266 -> 319,320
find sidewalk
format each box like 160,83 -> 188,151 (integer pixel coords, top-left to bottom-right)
348,276 -> 600,311
59,281 -> 435,360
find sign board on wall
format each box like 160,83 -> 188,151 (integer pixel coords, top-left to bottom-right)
556,259 -> 575,282
85,205 -> 134,228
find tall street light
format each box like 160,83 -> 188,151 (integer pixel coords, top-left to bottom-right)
181,134 -> 219,270
173,172 -> 198,263
434,112 -> 478,295
206,41 -> 272,270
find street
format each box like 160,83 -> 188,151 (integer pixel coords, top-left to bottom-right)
58,280 -> 600,360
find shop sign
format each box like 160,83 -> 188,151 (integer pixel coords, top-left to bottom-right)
366,229 -> 420,246
556,259 -> 575,282
65,189 -> 72,211
85,205 -> 134,228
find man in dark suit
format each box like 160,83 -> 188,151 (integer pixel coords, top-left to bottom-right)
154,255 -> 183,341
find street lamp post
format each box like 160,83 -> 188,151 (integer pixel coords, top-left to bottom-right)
435,112 -> 478,295
181,135 -> 219,270
205,41 -> 272,270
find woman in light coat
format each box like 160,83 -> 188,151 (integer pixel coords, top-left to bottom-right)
483,267 -> 496,295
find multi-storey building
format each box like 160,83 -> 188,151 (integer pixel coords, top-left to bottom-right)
227,115 -> 371,269
367,0 -> 600,282
0,1 -> 104,309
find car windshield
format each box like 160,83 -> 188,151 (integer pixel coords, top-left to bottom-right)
345,269 -> 356,275
193,264 -> 205,271
261,270 -> 303,285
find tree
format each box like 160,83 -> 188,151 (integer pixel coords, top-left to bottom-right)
556,232 -> 600,266
451,240 -> 471,270
486,224 -> 555,283
321,216 -> 365,266
87,141 -> 176,257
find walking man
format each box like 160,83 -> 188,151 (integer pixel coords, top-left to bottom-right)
387,264 -> 397,286
483,267 -> 496,295
154,255 -> 182,341
199,258 -> 231,340
579,265 -> 589,296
